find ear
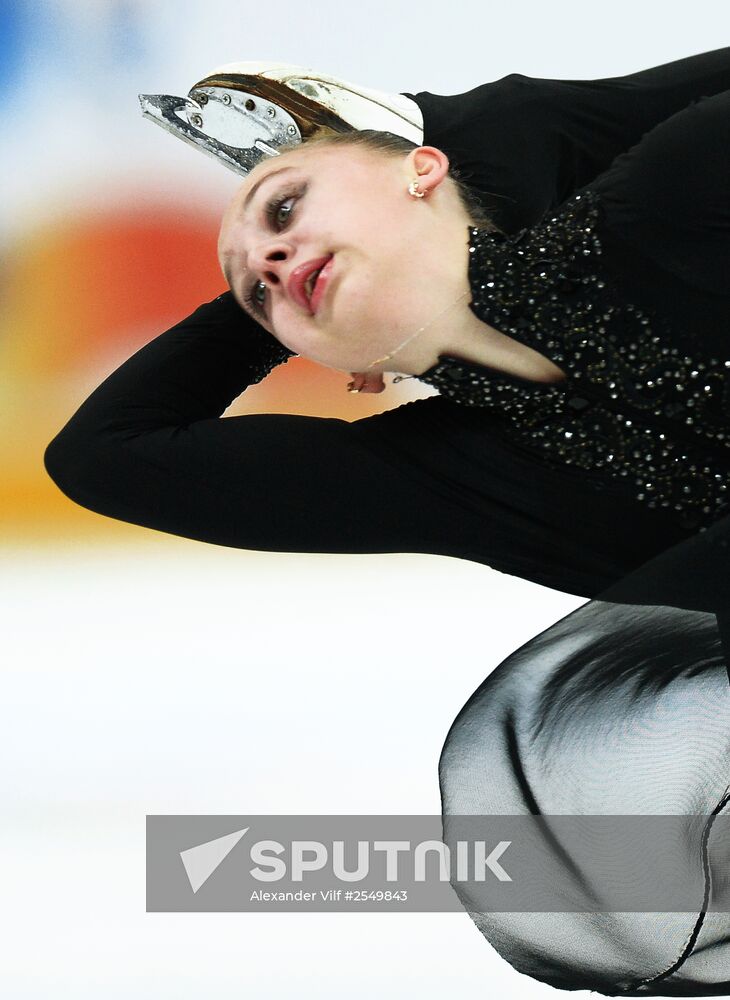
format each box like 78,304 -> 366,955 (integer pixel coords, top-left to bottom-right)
404,146 -> 450,196
348,372 -> 386,393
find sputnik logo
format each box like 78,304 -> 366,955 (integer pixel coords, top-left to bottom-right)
180,827 -> 250,893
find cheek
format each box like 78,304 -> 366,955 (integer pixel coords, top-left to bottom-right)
269,310 -> 322,359
273,318 -> 352,371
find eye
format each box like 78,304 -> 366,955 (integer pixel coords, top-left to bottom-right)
243,279 -> 268,320
265,193 -> 297,230
243,281 -> 266,321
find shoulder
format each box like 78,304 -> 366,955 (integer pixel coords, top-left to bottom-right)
592,93 -> 727,230
477,72 -> 566,117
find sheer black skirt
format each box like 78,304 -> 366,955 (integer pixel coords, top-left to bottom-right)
439,524 -> 730,995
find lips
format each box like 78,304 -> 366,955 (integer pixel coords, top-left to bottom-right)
309,257 -> 335,315
288,255 -> 334,314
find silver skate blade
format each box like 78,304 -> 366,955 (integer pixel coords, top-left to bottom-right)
139,89 -> 303,177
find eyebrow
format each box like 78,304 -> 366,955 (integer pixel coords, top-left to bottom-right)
242,164 -> 298,212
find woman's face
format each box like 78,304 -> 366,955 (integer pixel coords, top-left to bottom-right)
217,143 -> 451,373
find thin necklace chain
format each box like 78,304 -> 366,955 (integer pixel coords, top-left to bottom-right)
364,288 -> 470,371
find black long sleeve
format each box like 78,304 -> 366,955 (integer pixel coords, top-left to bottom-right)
44,291 -> 469,557
411,45 -> 730,232
44,291 -> 692,596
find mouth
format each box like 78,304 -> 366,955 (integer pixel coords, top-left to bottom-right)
303,268 -> 321,301
309,257 -> 335,315
288,255 -> 334,314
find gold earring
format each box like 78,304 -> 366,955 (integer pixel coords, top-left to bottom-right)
408,180 -> 425,199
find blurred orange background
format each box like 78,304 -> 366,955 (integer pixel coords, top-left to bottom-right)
1,0 -> 428,548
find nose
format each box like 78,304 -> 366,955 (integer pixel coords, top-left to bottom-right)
247,238 -> 293,289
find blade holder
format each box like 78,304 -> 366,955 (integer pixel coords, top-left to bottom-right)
138,86 -> 303,176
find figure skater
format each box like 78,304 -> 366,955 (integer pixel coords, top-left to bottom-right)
45,47 -> 730,995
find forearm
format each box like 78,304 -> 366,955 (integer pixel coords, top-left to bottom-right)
43,291 -> 294,524
554,45 -> 730,195
40,289 -> 479,561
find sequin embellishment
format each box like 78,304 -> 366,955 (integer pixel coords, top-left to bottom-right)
417,190 -> 730,531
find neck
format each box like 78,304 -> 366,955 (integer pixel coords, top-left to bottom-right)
365,287 -> 471,371
363,198 -> 563,382
382,285 -> 497,378
376,219 -> 484,376
412,289 -> 570,385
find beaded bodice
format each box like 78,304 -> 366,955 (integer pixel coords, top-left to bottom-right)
417,189 -> 730,532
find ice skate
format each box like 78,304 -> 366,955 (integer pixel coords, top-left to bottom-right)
139,61 -> 423,177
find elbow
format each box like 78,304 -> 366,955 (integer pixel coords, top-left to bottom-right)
43,428 -> 99,509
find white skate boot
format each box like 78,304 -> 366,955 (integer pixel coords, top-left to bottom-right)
139,61 -> 424,177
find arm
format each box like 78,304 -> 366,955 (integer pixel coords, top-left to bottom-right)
43,291 -> 671,594
42,291 -> 471,556
411,46 -> 730,232
591,87 -> 730,300
543,45 -> 730,201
